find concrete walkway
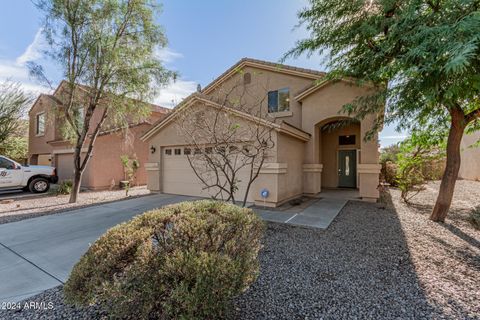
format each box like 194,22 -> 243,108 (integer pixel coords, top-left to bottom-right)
0,193 -> 347,303
256,197 -> 347,229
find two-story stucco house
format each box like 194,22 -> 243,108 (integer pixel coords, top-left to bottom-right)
28,81 -> 169,189
141,58 -> 382,207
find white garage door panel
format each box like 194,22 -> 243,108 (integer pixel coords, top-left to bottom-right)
162,155 -> 253,202
56,154 -> 75,182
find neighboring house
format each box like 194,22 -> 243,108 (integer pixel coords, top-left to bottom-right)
28,81 -> 169,189
459,131 -> 480,181
141,58 -> 382,207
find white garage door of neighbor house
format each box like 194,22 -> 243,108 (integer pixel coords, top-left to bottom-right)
56,154 -> 75,182
162,150 -> 254,202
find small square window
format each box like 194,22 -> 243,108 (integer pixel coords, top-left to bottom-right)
205,147 -> 213,154
184,148 -> 191,155
165,149 -> 172,155
174,148 -> 181,155
194,148 -> 202,155
339,135 -> 356,145
268,88 -> 289,113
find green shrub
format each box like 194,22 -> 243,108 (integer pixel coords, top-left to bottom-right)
56,180 -> 73,195
396,130 -> 446,202
469,207 -> 480,230
64,200 -> 264,319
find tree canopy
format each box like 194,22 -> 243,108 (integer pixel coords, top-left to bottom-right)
287,0 -> 480,132
0,81 -> 31,146
34,0 -> 175,203
287,0 -> 480,221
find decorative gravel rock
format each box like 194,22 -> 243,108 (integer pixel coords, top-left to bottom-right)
1,180 -> 478,319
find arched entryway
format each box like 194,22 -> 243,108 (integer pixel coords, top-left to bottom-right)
318,118 -> 360,189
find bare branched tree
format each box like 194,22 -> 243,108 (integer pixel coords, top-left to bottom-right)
176,76 -> 277,207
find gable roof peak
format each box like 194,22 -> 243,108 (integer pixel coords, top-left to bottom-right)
202,57 -> 326,95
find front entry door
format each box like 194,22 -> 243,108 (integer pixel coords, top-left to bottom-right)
338,150 -> 357,188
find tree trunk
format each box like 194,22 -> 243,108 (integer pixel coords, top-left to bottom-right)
430,110 -> 465,222
69,143 -> 85,203
69,169 -> 82,203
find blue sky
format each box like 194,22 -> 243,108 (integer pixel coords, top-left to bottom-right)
0,0 -> 406,147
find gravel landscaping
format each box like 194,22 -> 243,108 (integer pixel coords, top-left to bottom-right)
1,180 -> 478,319
0,186 -> 150,224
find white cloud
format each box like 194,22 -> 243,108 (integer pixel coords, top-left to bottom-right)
380,135 -> 408,140
152,46 -> 198,107
0,28 -> 51,96
154,79 -> 197,108
16,29 -> 46,65
155,47 -> 183,64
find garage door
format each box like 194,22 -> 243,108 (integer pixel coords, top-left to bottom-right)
162,148 -> 254,202
56,154 -> 75,182
37,154 -> 52,166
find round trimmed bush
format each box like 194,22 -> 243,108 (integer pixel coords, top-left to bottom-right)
64,200 -> 264,319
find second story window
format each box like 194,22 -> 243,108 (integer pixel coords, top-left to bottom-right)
36,112 -> 45,136
268,88 -> 290,113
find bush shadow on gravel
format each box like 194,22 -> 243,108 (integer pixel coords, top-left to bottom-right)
230,191 -> 444,319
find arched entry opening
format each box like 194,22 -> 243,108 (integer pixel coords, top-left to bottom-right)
318,118 -> 360,189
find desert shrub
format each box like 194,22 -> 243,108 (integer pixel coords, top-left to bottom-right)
380,144 -> 400,185
56,180 -> 73,195
469,207 -> 480,230
64,200 -> 264,319
396,130 -> 446,202
382,161 -> 398,186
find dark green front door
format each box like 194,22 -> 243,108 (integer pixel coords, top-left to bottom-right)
338,150 -> 357,188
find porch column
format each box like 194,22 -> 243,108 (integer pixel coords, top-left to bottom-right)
359,115 -> 381,201
145,162 -> 161,191
358,164 -> 381,201
252,163 -> 287,208
303,163 -> 323,194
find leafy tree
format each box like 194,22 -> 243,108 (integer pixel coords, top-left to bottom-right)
396,130 -> 446,202
33,0 -> 175,203
0,81 -> 31,146
286,0 -> 480,222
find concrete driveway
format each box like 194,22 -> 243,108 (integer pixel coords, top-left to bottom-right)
0,192 -> 347,303
0,193 -> 194,303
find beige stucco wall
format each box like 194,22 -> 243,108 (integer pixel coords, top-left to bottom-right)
145,103 -> 281,203
459,132 -> 480,180
205,66 -> 314,128
276,133 -> 305,201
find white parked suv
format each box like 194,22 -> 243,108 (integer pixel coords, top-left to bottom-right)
0,155 -> 59,193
